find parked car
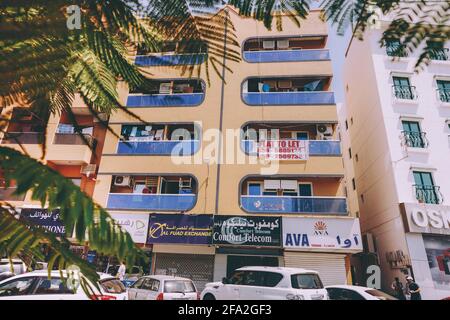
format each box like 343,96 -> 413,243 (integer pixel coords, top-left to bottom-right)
0,259 -> 27,275
128,275 -> 199,300
326,285 -> 397,300
0,270 -> 127,300
201,266 -> 328,300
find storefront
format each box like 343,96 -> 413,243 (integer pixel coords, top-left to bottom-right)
212,215 -> 283,281
400,203 -> 450,299
147,214 -> 214,291
282,217 -> 362,286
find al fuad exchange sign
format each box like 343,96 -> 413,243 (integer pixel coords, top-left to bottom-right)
212,216 -> 282,247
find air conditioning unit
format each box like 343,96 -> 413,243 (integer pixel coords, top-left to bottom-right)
114,175 -> 132,187
262,40 -> 275,49
277,40 -> 289,49
316,124 -> 333,140
80,164 -> 97,178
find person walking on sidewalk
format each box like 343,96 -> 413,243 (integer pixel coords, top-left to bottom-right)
406,276 -> 422,300
391,277 -> 406,300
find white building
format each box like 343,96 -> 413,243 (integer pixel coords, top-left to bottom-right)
342,20 -> 450,299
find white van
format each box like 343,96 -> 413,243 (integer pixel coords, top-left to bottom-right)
201,266 -> 328,300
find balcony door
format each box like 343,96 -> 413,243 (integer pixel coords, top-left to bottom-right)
402,121 -> 424,148
393,77 -> 413,99
413,171 -> 438,204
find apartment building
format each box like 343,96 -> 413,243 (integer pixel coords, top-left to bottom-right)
0,7 -> 362,290
90,7 -> 361,290
342,20 -> 450,298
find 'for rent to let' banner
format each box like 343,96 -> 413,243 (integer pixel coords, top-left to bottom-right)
257,140 -> 309,160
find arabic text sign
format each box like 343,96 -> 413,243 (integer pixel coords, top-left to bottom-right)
110,213 -> 150,244
20,208 -> 65,236
147,214 -> 212,245
257,140 -> 308,160
213,216 -> 282,247
282,217 -> 362,252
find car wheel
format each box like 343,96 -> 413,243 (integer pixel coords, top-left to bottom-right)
203,294 -> 216,300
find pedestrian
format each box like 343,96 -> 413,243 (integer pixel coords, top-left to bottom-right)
390,277 -> 406,300
406,276 -> 422,300
117,261 -> 126,281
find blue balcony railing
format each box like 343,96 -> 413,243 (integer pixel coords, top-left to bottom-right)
107,193 -> 196,211
242,92 -> 335,105
126,93 -> 204,107
243,49 -> 330,63
134,54 -> 206,66
117,140 -> 200,155
241,195 -> 347,215
241,140 -> 341,156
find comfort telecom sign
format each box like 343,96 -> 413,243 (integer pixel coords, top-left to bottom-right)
282,217 -> 362,252
212,216 -> 282,247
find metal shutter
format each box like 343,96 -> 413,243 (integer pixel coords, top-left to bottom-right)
284,252 -> 347,286
154,253 -> 214,291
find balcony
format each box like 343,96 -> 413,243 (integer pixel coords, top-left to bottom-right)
135,53 -> 206,66
243,49 -> 330,63
414,185 -> 443,204
437,88 -> 450,103
392,85 -> 417,100
242,140 -> 341,156
54,133 -> 96,148
0,188 -> 26,201
241,195 -> 347,215
242,92 -> 335,106
1,132 -> 44,144
430,48 -> 449,61
107,193 -> 196,211
386,42 -> 407,57
126,93 -> 204,107
401,131 -> 428,149
117,140 -> 199,155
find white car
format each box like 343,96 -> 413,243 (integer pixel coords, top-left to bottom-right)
326,285 -> 397,300
201,266 -> 328,300
128,275 -> 199,300
0,270 -> 128,300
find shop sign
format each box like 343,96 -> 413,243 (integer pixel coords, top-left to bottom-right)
212,216 -> 282,247
19,208 -> 65,236
147,214 -> 212,245
400,203 -> 450,235
257,140 -> 308,160
282,217 -> 362,252
423,235 -> 450,290
110,213 -> 149,244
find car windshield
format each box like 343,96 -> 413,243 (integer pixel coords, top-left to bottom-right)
100,278 -> 126,294
366,289 -> 397,300
291,274 -> 323,289
164,280 -> 196,293
0,277 -> 34,296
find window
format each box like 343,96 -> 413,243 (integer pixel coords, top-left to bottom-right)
164,280 -> 196,293
100,278 -> 126,294
299,184 -> 312,197
339,289 -> 365,300
242,271 -> 262,286
352,178 -> 356,190
0,277 -> 35,297
348,148 -> 352,159
229,271 -> 246,285
33,278 -> 74,295
345,120 -> 348,130
291,274 -> 323,289
295,132 -> 309,140
413,171 -> 440,204
402,120 -> 426,148
259,272 -> 283,287
386,39 -> 406,57
248,183 -> 262,196
142,278 -> 159,291
131,277 -> 145,289
393,77 -> 415,100
429,47 -> 449,61
355,154 -> 359,162
437,80 -> 450,102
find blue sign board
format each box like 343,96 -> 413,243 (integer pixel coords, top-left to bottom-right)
20,208 -> 65,236
147,214 -> 213,245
